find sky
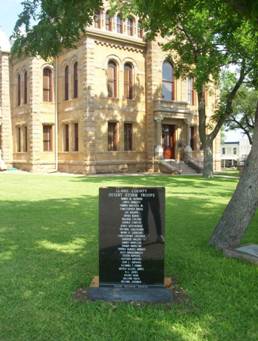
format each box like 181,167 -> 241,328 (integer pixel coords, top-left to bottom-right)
0,0 -> 248,144
0,0 -> 22,38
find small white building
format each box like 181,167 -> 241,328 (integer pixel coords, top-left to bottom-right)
221,139 -> 251,168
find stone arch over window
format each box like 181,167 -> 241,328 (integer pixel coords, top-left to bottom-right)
43,67 -> 53,102
73,62 -> 78,98
124,62 -> 134,99
127,16 -> 135,36
107,60 -> 118,98
64,65 -> 69,100
105,10 -> 112,31
17,73 -> 21,106
116,14 -> 123,33
162,61 -> 174,100
24,70 -> 28,104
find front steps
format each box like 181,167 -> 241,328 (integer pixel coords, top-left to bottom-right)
158,159 -> 200,175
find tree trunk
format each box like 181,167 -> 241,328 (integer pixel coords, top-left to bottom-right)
203,141 -> 214,178
209,101 -> 258,249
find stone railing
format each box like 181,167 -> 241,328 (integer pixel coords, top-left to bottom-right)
184,149 -> 203,173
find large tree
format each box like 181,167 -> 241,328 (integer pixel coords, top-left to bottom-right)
114,0 -> 256,177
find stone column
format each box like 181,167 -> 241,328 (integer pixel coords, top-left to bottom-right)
154,116 -> 163,158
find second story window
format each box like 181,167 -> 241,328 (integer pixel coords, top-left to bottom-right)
233,147 -> 237,155
222,147 -> 226,155
162,61 -> 174,101
116,14 -> 123,33
65,65 -> 69,100
124,63 -> 133,99
106,11 -> 112,31
73,62 -> 78,98
107,61 -> 117,98
43,67 -> 52,102
24,71 -> 28,104
17,73 -> 21,106
127,17 -> 134,36
188,77 -> 194,105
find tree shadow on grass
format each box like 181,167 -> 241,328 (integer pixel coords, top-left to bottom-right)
0,182 -> 257,340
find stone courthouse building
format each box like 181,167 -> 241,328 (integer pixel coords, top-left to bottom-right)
0,1 -> 221,174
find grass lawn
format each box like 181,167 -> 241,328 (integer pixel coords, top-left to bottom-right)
0,173 -> 257,341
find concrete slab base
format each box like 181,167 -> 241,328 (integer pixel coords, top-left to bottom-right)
224,244 -> 258,265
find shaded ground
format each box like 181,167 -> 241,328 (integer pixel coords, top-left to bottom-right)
0,173 -> 257,341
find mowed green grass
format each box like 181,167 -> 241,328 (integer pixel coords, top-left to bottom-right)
0,173 -> 257,341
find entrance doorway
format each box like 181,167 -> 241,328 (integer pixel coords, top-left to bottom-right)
162,124 -> 176,159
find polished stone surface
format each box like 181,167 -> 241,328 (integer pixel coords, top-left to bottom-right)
99,187 -> 165,288
88,287 -> 173,303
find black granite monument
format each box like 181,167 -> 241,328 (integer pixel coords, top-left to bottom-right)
88,187 -> 172,303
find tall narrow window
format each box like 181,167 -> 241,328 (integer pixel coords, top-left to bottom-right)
74,123 -> 79,151
94,11 -> 101,28
43,68 -> 52,102
107,61 -> 117,98
124,123 -> 133,151
124,63 -> 133,99
64,65 -> 69,100
17,126 -> 21,152
17,73 -> 21,106
127,17 -> 134,36
162,61 -> 174,100
108,122 -> 118,151
73,62 -> 78,98
105,11 -> 112,31
43,125 -> 52,151
188,77 -> 194,105
116,14 -> 123,33
23,126 -> 28,152
24,71 -> 28,104
137,21 -> 143,38
63,124 -> 69,152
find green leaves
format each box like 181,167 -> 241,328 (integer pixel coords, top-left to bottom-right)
11,0 -> 102,58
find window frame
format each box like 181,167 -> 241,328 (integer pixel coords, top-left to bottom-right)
43,67 -> 53,102
124,63 -> 134,100
64,65 -> 69,101
43,124 -> 53,152
124,123 -> 133,151
17,73 -> 21,106
73,62 -> 78,98
107,60 -> 118,98
24,71 -> 28,105
162,61 -> 175,101
108,121 -> 118,151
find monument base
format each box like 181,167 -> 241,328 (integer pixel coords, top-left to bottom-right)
86,276 -> 173,303
88,287 -> 173,303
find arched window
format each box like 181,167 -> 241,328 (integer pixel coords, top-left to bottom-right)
73,62 -> 78,98
24,71 -> 28,104
43,67 -> 52,102
107,61 -> 117,98
105,11 -> 112,31
17,73 -> 21,106
116,14 -> 123,33
127,17 -> 134,36
162,61 -> 174,100
124,63 -> 133,99
137,21 -> 143,38
94,11 -> 101,28
188,77 -> 194,105
64,65 -> 69,100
